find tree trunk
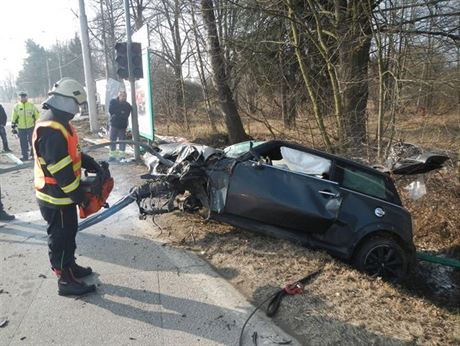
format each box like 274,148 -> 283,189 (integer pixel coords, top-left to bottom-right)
190,1 -> 217,132
200,0 -> 249,143
287,0 -> 332,151
336,0 -> 373,148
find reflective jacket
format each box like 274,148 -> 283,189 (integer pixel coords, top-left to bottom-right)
12,102 -> 40,129
33,120 -> 83,207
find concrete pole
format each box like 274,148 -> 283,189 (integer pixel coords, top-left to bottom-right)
123,0 -> 141,160
78,0 -> 98,132
99,0 -> 110,80
57,46 -> 63,79
45,58 -> 51,90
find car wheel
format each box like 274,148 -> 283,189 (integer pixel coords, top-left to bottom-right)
353,236 -> 409,283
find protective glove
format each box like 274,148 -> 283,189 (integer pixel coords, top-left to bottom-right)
78,194 -> 91,209
11,124 -> 18,135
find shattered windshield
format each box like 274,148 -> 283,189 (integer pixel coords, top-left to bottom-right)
223,140 -> 265,158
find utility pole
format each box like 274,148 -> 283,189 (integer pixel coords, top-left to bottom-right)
99,0 -> 110,80
123,0 -> 141,160
45,58 -> 51,90
78,0 -> 98,132
57,43 -> 63,79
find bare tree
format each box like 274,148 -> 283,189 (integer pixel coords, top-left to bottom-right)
200,0 -> 249,143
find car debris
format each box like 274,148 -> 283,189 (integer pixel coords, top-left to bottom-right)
386,141 -> 450,175
80,139 -> 452,282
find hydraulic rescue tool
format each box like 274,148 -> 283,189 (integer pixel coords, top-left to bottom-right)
79,161 -> 114,218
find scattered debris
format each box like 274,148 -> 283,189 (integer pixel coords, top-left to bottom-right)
386,141 -> 450,175
268,336 -> 292,345
405,176 -> 427,200
0,319 -> 8,328
38,274 -> 47,279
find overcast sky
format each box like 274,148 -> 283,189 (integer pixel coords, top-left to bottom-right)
0,0 -> 83,81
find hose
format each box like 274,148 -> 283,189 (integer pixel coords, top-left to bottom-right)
77,181 -> 168,232
238,269 -> 321,346
416,251 -> 460,269
78,192 -> 137,232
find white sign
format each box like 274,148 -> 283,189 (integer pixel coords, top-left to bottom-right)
127,25 -> 154,140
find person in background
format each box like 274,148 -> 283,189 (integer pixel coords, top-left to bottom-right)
0,188 -> 15,221
0,103 -> 12,152
11,92 -> 40,161
108,90 -> 131,162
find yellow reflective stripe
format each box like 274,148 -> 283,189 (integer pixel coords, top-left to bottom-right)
73,161 -> 81,172
38,157 -> 46,165
35,191 -> 73,205
47,156 -> 72,174
61,176 -> 80,194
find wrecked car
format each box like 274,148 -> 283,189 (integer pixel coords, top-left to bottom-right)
139,140 -> 417,282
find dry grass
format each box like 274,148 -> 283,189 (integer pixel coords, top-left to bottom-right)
150,209 -> 459,345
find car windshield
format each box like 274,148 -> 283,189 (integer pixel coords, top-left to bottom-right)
223,140 -> 265,158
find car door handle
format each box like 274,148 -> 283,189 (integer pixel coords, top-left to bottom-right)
318,190 -> 339,198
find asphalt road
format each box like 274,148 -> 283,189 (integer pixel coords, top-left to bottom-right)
0,156 -> 298,345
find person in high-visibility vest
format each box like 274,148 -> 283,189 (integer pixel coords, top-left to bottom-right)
33,78 -> 101,296
11,92 -> 40,161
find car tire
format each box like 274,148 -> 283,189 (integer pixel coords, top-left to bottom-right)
353,236 -> 409,283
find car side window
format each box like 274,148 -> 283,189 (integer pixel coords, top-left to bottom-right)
336,165 -> 391,200
271,146 -> 332,179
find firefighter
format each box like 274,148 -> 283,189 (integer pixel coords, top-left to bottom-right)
33,78 -> 101,296
12,92 -> 40,161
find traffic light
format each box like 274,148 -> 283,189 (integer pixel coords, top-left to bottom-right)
115,42 -> 143,80
131,42 -> 144,79
115,42 -> 128,79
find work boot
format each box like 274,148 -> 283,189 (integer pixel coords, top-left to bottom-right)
0,210 -> 15,221
2,148 -> 12,153
71,261 -> 93,278
55,268 -> 96,296
20,156 -> 28,161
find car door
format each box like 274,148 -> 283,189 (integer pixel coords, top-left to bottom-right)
223,159 -> 342,233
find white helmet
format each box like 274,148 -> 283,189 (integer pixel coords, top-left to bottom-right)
48,78 -> 87,105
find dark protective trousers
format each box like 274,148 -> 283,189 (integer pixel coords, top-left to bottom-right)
18,127 -> 33,159
39,205 -> 78,270
109,126 -> 127,152
0,126 -> 9,151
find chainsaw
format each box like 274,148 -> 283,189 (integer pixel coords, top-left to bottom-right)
79,161 -> 114,218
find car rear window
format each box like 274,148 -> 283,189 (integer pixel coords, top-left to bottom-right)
336,165 -> 400,204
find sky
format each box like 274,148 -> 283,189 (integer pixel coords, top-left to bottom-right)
0,0 -> 83,81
